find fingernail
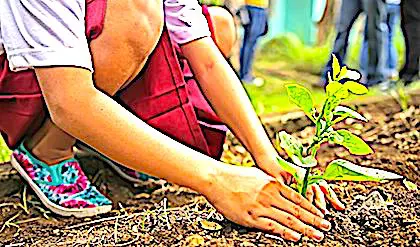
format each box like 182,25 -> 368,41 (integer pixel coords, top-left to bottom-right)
292,232 -> 302,241
321,220 -> 331,230
313,231 -> 324,241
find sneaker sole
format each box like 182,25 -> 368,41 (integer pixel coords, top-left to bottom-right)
74,144 -> 145,184
11,155 -> 112,218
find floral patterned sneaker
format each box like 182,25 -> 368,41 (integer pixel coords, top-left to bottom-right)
11,143 -> 112,218
75,144 -> 158,184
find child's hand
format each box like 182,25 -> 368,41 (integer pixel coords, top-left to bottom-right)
204,165 -> 331,242
306,181 -> 346,214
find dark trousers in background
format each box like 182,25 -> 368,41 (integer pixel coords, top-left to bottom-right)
400,0 -> 420,82
361,3 -> 400,78
239,5 -> 268,82
324,0 -> 387,85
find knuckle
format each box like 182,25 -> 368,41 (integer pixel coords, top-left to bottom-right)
247,209 -> 258,220
266,222 -> 276,232
293,193 -> 304,205
313,216 -> 322,226
258,192 -> 272,208
286,215 -> 297,228
304,227 -> 315,237
292,205 -> 302,219
310,216 -> 318,226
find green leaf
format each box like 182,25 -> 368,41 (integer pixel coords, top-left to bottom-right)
344,81 -> 368,95
307,177 -> 325,186
276,156 -> 305,181
326,82 -> 349,99
322,159 -> 403,181
332,54 -> 341,80
339,66 -> 362,81
323,98 -> 341,123
277,131 -> 303,159
276,156 -> 306,193
199,220 -> 223,231
403,179 -> 417,191
290,155 -> 317,168
335,130 -> 373,155
328,131 -> 344,144
286,84 -> 314,115
302,156 -> 317,168
334,106 -> 368,122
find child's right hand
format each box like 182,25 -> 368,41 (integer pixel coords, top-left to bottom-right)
203,165 -> 332,242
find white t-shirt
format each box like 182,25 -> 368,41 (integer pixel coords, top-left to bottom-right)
386,0 -> 400,5
0,0 -> 210,72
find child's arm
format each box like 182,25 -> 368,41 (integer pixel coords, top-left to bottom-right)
165,1 -> 279,176
181,36 -> 345,211
180,37 -> 282,178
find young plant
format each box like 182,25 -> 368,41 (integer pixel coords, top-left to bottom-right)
276,54 -> 403,196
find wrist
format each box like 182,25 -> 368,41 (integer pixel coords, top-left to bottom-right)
251,140 -> 279,164
190,159 -> 223,196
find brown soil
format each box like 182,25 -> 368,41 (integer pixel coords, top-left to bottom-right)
0,94 -> 418,247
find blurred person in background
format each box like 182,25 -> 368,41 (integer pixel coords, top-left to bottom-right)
238,0 -> 270,87
323,0 -> 387,87
399,0 -> 420,85
361,0 -> 401,81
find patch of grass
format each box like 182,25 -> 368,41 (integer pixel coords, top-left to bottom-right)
258,33 -> 332,75
0,136 -> 11,163
244,74 -> 381,115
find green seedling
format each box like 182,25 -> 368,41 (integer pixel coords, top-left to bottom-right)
276,54 -> 403,196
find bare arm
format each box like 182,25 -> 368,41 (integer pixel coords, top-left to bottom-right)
35,67 -> 219,193
181,37 -> 283,177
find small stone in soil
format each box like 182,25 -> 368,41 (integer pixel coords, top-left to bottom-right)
360,191 -> 387,210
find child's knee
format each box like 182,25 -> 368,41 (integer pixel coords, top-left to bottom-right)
208,6 -> 237,57
90,0 -> 164,94
125,0 -> 164,56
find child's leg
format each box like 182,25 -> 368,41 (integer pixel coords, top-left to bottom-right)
23,0 -> 163,166
25,118 -> 76,165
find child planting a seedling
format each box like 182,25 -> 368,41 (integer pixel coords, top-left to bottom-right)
276,54 -> 403,214
1,0 -> 342,243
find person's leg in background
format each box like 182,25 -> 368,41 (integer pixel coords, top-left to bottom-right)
361,0 -> 387,86
399,0 -> 420,84
239,6 -> 267,85
360,3 -> 400,80
386,3 -> 401,79
322,0 -> 362,85
360,20 -> 371,78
